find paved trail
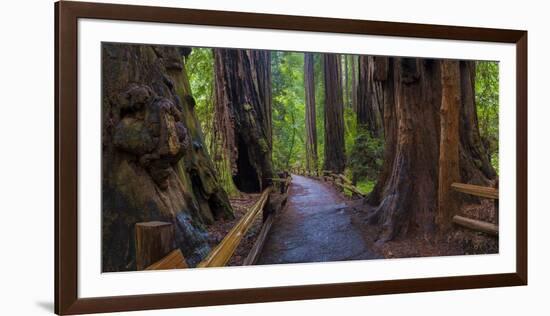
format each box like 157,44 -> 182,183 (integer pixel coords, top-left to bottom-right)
257,175 -> 379,265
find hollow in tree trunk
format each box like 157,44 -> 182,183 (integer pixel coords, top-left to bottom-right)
213,49 -> 274,193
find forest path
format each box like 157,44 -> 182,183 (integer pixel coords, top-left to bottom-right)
257,175 -> 380,265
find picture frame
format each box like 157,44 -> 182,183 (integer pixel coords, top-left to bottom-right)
55,1 -> 527,315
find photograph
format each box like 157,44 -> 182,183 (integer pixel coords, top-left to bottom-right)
101,43 -> 500,272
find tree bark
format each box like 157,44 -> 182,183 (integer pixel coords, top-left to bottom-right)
304,53 -> 318,172
102,44 -> 234,271
322,54 -> 346,173
366,58 -> 496,241
213,49 -> 274,193
437,60 -> 461,230
366,58 -> 442,241
357,56 -> 384,137
351,55 -> 358,112
459,61 -> 497,185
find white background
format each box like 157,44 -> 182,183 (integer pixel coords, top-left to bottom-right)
0,0 -> 547,315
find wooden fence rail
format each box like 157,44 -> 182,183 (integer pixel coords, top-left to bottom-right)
197,188 -> 271,268
451,181 -> 499,235
137,174 -> 292,270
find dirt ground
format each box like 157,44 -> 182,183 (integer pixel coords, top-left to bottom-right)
205,193 -> 264,266
348,198 -> 499,259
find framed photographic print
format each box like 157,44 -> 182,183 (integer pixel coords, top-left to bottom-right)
55,1 -> 527,314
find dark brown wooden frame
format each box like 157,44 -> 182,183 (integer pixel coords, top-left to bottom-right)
55,1 -> 527,314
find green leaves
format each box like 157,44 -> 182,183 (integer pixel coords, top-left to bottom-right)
272,52 -> 306,171
475,61 -> 499,173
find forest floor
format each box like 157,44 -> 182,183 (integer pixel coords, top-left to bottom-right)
349,199 -> 499,259
205,193 -> 264,266
205,175 -> 498,267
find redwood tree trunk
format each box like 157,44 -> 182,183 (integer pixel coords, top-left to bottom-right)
366,58 -> 442,241
459,61 -> 497,185
351,55 -> 358,112
323,54 -> 346,173
102,44 -> 233,271
304,53 -> 318,172
366,58 -> 496,241
213,49 -> 274,193
437,60 -> 461,230
357,56 -> 384,137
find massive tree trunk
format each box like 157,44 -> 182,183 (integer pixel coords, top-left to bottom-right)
366,58 -> 496,241
322,54 -> 346,173
366,57 -> 442,241
304,53 -> 318,172
213,49 -> 274,193
459,61 -> 497,185
101,44 -> 234,271
357,56 -> 384,137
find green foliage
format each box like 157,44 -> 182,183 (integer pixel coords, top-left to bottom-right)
186,48 -> 238,196
356,179 -> 376,195
271,52 -> 306,172
348,129 -> 384,183
475,61 -> 499,173
186,48 -> 214,145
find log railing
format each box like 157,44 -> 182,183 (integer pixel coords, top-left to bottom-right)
197,187 -> 271,268
451,182 -> 499,236
136,173 -> 292,270
296,169 -> 366,198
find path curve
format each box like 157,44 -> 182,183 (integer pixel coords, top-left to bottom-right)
257,175 -> 379,265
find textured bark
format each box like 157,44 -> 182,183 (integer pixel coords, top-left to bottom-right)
437,61 -> 461,230
213,49 -> 273,193
366,58 -> 442,241
459,61 -> 497,185
323,54 -> 346,173
304,53 -> 318,172
101,44 -> 234,271
366,58 -> 495,241
365,57 -> 395,205
357,56 -> 384,137
351,55 -> 358,112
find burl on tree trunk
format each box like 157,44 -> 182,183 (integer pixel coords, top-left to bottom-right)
366,58 -> 496,241
102,44 -> 233,271
323,53 -> 346,173
213,49 -> 274,193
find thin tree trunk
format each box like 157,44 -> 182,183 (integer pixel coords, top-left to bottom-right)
351,55 -> 358,112
213,49 -> 274,193
323,54 -> 346,173
357,56 -> 384,137
437,60 -> 461,230
304,53 -> 318,172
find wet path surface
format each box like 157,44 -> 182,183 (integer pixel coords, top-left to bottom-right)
257,175 -> 379,265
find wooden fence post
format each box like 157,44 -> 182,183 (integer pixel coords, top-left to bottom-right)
135,221 -> 176,270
